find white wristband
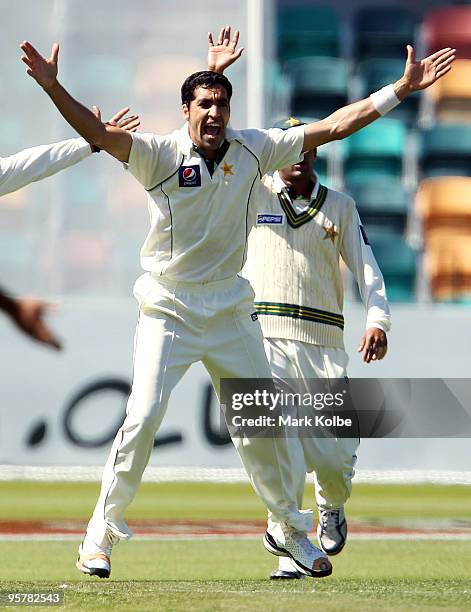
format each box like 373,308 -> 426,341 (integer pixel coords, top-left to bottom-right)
370,84 -> 401,116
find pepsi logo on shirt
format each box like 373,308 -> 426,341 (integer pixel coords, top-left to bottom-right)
179,165 -> 201,187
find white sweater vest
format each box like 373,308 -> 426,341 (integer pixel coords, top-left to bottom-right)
242,174 -> 391,349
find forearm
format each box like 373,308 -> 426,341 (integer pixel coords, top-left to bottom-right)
0,137 -> 91,197
342,214 -> 391,331
46,81 -> 106,147
44,81 -> 131,161
0,289 -> 18,319
303,77 -> 412,150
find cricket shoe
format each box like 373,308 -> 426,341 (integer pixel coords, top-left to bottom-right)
76,530 -> 118,578
317,506 -> 347,556
263,523 -> 332,578
270,556 -> 306,580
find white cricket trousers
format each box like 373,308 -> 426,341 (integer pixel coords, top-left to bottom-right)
86,274 -> 312,544
265,338 -> 359,511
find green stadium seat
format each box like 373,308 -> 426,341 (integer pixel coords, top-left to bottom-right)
343,118 -> 406,184
354,6 -> 419,60
357,59 -> 419,125
347,178 -> 409,234
277,5 -> 340,61
366,230 -> 417,302
420,124 -> 471,178
284,56 -> 348,118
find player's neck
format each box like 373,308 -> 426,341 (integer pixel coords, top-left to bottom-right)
283,175 -> 316,200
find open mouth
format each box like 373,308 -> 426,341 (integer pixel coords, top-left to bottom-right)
204,124 -> 221,138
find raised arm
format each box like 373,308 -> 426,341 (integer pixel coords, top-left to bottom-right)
207,26 -> 244,73
20,42 -> 133,163
303,45 -> 455,151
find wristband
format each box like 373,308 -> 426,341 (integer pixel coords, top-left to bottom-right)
370,84 -> 401,116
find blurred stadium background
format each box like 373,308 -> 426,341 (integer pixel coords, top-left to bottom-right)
1,0 -> 471,485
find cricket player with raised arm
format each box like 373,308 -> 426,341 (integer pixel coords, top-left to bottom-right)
0,107 -> 139,349
19,28 -> 454,580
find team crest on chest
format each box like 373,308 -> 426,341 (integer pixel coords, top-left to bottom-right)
179,165 -> 201,187
323,222 -> 338,243
221,161 -> 234,176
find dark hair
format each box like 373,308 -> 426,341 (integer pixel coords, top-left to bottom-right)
181,71 -> 233,106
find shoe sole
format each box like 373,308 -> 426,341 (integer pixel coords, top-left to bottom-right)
263,532 -> 332,578
270,570 -> 305,580
76,559 -> 110,579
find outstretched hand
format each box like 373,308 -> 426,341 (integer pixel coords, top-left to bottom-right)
402,45 -> 455,92
208,26 -> 244,74
20,41 -> 59,91
92,106 -> 140,132
11,298 -> 62,350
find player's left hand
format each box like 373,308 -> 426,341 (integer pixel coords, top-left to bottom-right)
357,327 -> 387,363
208,25 -> 244,74
402,45 -> 455,92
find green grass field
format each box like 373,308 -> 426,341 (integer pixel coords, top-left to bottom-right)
0,482 -> 470,611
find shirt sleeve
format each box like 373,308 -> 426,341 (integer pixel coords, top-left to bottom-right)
340,201 -> 392,332
126,132 -> 180,190
257,126 -> 305,175
0,137 -> 92,198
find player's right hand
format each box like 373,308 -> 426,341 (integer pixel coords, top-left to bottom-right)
93,106 -> 141,132
20,41 -> 59,91
11,298 -> 62,351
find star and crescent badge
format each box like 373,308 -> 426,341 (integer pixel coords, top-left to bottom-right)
323,223 -> 338,243
221,160 -> 234,176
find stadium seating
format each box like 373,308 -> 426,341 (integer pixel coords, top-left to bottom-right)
343,118 -> 406,185
284,56 -> 349,118
425,59 -> 471,122
415,176 -> 471,233
366,229 -> 417,302
357,58 -> 419,125
354,6 -> 419,61
420,124 -> 471,178
424,233 -> 471,302
277,4 -> 341,61
348,177 -> 409,234
422,6 -> 471,60
415,177 -> 471,302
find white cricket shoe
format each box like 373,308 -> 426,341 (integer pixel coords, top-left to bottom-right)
76,530 -> 118,578
317,506 -> 347,556
263,522 -> 332,578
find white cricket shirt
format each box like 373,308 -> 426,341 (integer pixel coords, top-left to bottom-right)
0,138 -> 92,198
126,124 -> 304,282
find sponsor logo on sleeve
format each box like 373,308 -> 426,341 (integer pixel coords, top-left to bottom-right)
256,213 -> 284,225
251,312 -> 259,321
179,165 -> 201,187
